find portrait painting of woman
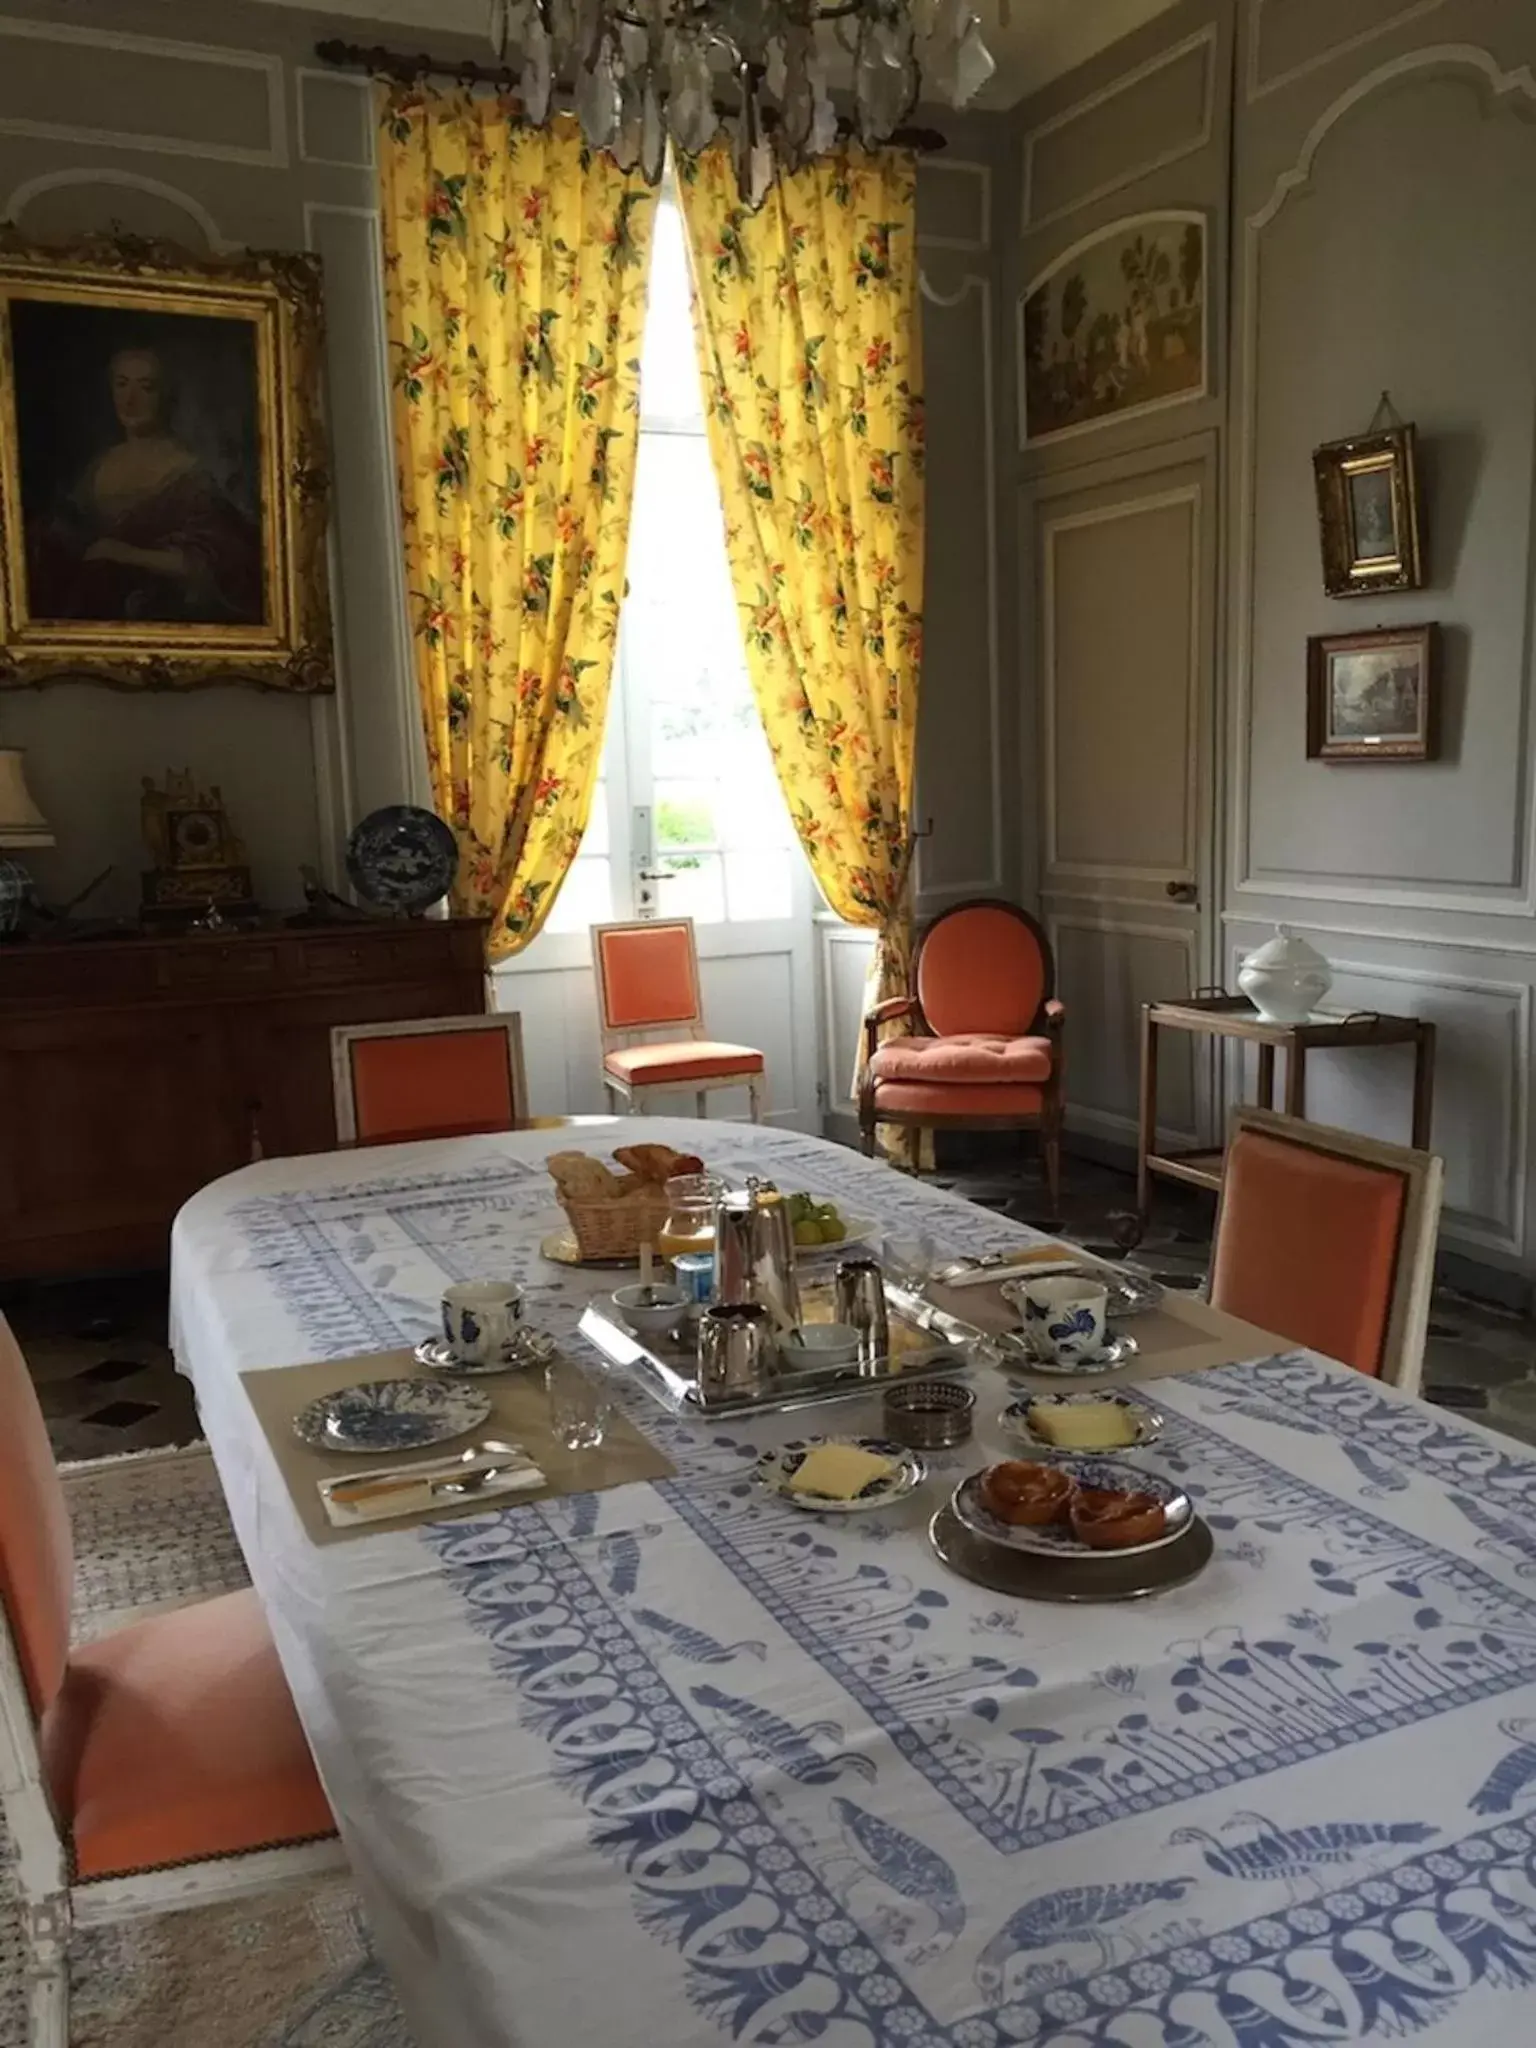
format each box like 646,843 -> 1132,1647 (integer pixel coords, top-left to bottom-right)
11,300 -> 265,627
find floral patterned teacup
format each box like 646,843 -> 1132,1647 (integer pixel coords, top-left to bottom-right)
1006,1274 -> 1108,1364
441,1281 -> 524,1366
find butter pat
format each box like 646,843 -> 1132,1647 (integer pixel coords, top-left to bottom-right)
1030,1398 -> 1138,1450
786,1443 -> 896,1500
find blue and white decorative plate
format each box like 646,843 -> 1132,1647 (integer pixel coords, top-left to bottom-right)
294,1377 -> 492,1454
991,1330 -> 1139,1376
756,1437 -> 925,1513
1000,1390 -> 1164,1450
414,1332 -> 556,1377
346,804 -> 458,913
953,1456 -> 1191,1559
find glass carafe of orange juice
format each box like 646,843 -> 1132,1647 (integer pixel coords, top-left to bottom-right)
659,1173 -> 722,1262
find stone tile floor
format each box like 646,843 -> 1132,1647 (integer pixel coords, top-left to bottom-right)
4,1150 -> 1535,1458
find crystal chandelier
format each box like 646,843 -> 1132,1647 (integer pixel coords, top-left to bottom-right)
487,0 -> 994,203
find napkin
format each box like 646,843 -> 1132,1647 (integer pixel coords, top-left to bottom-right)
942,1245 -> 1082,1288
318,1452 -> 545,1528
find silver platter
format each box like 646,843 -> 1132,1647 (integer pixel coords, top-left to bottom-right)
928,1502 -> 1213,1603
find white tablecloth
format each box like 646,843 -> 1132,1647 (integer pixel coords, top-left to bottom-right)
170,1120 -> 1536,2048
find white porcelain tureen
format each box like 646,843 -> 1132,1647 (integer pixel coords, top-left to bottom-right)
1237,925 -> 1332,1025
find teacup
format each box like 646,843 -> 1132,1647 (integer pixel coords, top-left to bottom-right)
441,1281 -> 524,1366
1006,1274 -> 1108,1364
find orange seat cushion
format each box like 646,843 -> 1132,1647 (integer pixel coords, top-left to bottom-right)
1210,1128 -> 1408,1377
41,1587 -> 335,1882
605,1041 -> 764,1087
350,1029 -> 516,1145
918,906 -> 1047,1038
869,1080 -> 1045,1117
869,1033 -> 1053,1086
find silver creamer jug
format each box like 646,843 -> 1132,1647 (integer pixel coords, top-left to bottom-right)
712,1178 -> 802,1331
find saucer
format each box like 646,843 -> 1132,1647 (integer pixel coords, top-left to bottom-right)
993,1331 -> 1139,1376
415,1332 -> 555,1376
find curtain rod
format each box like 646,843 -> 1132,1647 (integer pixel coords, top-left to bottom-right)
312,37 -> 948,153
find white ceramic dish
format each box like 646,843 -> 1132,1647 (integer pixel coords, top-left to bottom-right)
755,1436 -> 925,1512
952,1457 -> 1190,1560
777,1322 -> 862,1371
1000,1390 -> 1163,1451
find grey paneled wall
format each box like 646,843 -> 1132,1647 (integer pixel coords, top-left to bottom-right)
1008,0 -> 1232,1149
0,0 -> 429,909
1226,0 -> 1536,1280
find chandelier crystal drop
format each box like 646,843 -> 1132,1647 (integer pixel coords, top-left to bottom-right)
487,0 -> 994,200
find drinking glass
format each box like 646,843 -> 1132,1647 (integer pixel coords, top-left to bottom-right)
545,1354 -> 611,1450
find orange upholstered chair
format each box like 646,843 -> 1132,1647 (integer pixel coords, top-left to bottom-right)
860,899 -> 1067,1208
1208,1105 -> 1443,1394
592,918 -> 765,1119
0,1315 -> 342,2038
331,1012 -> 528,1145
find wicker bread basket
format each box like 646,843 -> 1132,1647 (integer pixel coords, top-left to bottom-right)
558,1183 -> 672,1262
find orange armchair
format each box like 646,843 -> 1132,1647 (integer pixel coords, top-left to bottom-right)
859,899 -> 1066,1210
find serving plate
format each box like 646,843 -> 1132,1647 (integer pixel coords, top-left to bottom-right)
951,1456 -> 1191,1561
930,1502 -> 1212,1603
345,804 -> 458,914
294,1377 -> 491,1454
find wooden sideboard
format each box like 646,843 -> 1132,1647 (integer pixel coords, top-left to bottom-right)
0,918 -> 488,1280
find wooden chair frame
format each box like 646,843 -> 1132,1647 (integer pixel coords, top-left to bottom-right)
1209,1104 -> 1444,1397
858,898 -> 1066,1209
330,1011 -> 528,1146
0,1488 -> 345,2046
590,918 -> 763,1120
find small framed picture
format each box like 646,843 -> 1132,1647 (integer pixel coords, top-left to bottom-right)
1312,424 -> 1423,596
1306,624 -> 1439,762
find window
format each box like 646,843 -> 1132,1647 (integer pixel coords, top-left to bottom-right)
543,183 -> 795,934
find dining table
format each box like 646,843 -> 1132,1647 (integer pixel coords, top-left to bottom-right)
169,1117 -> 1536,2048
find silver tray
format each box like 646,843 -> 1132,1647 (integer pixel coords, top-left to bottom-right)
580,1296 -> 974,1420
929,1501 -> 1213,1603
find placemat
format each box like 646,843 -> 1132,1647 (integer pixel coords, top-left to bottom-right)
923,1274 -> 1294,1391
241,1347 -> 675,1546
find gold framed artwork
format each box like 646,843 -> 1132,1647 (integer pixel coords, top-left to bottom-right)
1306,624 -> 1439,763
1019,210 -> 1207,448
1312,424 -> 1423,597
0,228 -> 333,691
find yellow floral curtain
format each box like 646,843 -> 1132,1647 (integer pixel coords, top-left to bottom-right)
376,88 -> 656,957
675,144 -> 925,1139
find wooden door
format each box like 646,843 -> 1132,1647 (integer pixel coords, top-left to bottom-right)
1025,435 -> 1219,1157
0,1005 -> 244,1275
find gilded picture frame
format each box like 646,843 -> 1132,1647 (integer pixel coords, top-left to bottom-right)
1306,623 -> 1439,763
1312,424 -> 1423,598
0,227 -> 333,691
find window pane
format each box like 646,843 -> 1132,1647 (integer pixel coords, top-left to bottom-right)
544,857 -> 613,935
655,782 -> 716,849
639,194 -> 705,428
725,850 -> 791,922
658,851 -> 724,923
581,782 -> 610,858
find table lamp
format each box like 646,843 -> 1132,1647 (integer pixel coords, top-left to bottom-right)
0,747 -> 53,935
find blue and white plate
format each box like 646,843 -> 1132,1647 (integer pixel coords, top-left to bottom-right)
346,804 -> 458,913
1000,1390 -> 1163,1450
991,1331 -> 1139,1376
294,1377 -> 492,1454
756,1437 -> 925,1513
953,1456 -> 1191,1560
414,1332 -> 556,1377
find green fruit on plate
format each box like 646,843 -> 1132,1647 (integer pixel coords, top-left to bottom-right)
793,1219 -> 822,1247
819,1217 -> 847,1243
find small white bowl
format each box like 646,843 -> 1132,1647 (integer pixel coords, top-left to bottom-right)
612,1283 -> 688,1343
777,1322 -> 862,1371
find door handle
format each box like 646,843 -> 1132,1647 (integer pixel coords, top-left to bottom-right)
637,869 -> 672,883
1165,880 -> 1199,905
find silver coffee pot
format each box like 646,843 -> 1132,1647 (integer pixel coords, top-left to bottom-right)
712,1178 -> 802,1331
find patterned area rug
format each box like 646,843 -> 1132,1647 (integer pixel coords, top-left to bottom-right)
0,1444 -> 411,2048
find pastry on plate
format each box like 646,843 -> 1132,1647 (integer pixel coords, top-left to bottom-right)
979,1460 -> 1074,1527
1069,1486 -> 1165,1549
